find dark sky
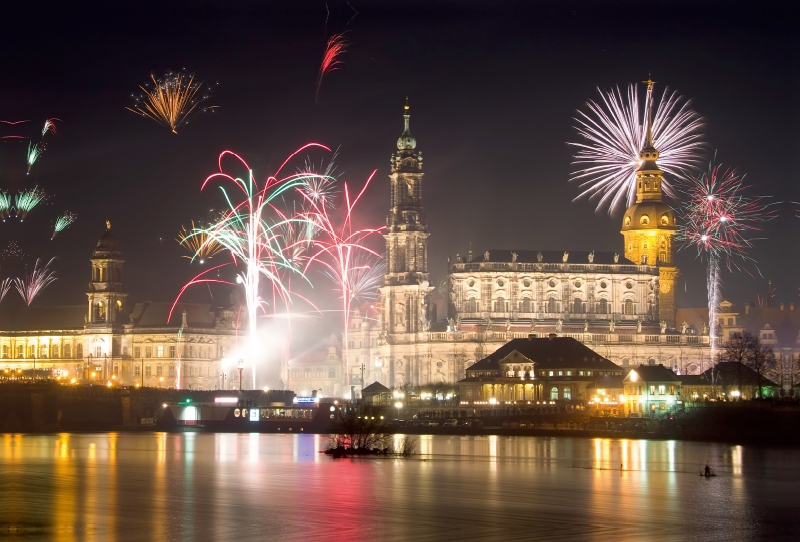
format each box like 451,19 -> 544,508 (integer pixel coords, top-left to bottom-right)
1,0 -> 798,327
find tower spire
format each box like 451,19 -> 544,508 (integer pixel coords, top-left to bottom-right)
643,74 -> 656,148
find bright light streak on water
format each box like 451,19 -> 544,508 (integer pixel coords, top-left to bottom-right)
0,433 -> 798,541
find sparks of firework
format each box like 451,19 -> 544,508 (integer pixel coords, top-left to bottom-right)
315,33 -> 348,105
297,150 -> 339,208
126,71 -> 218,134
14,257 -> 57,306
26,141 -> 46,174
42,118 -> 60,137
301,171 -> 384,389
14,187 -> 45,220
675,158 -> 776,360
2,242 -> 24,262
0,191 -> 11,221
52,212 -> 77,239
569,79 -> 704,215
170,145 -> 329,388
178,220 -> 224,263
338,253 -> 386,304
0,278 -> 12,304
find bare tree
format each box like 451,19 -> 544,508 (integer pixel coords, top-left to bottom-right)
719,332 -> 756,399
329,403 -> 390,451
746,340 -> 776,399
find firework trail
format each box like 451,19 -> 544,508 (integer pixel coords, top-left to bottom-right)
170,145 -> 328,388
301,170 -> 384,389
51,212 -> 77,239
42,118 -> 60,137
26,142 -> 45,174
298,150 -> 339,208
340,253 -> 386,304
178,220 -> 224,263
127,71 -> 218,133
570,80 -> 704,215
315,33 -> 348,105
676,158 -> 776,361
0,278 -> 11,303
0,192 -> 11,221
14,257 -> 57,306
14,187 -> 45,219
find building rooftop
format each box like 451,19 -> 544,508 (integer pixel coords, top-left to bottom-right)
462,250 -> 634,266
468,336 -> 620,372
627,364 -> 681,382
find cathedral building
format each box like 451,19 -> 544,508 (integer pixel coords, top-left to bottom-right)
0,225 -> 240,390
347,90 -> 712,390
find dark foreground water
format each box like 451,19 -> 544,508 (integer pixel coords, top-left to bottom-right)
0,433 -> 798,541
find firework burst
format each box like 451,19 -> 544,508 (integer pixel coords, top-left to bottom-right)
315,33 -> 348,104
0,278 -> 12,303
127,71 -> 218,133
171,145 -> 328,388
14,257 -> 57,306
178,220 -> 224,263
301,171 -> 385,388
676,158 -> 776,360
570,80 -> 704,215
26,142 -> 45,174
0,191 -> 11,221
41,118 -> 60,137
14,187 -> 45,219
52,212 -> 77,239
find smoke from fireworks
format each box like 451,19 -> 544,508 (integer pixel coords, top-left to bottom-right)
52,212 -> 77,239
127,71 -> 218,133
570,81 -> 704,215
676,158 -> 776,360
14,257 -> 57,306
315,33 -> 348,104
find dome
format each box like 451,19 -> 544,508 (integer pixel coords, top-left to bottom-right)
621,201 -> 676,232
397,133 -> 416,150
96,229 -> 119,251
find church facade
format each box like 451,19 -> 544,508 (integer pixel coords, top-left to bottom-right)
346,92 -> 712,390
0,226 -> 241,390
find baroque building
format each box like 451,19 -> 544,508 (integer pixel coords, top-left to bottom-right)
0,225 -> 241,390
346,93 -> 712,390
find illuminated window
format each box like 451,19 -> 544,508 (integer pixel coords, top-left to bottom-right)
548,371 -> 554,376
558,371 -> 563,376
669,385 -> 675,395
658,385 -> 665,395
76,344 -> 83,358
550,387 -> 559,400
27,345 -> 34,358
563,387 -> 571,400
40,345 -> 47,358
624,216 -> 631,226
64,344 -> 71,358
649,385 -> 655,395
52,345 -> 59,358
640,215 -> 649,225
566,371 -> 572,376
157,346 -> 164,358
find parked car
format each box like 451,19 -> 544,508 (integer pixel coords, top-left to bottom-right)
442,419 -> 459,427
458,419 -> 483,428
420,420 -> 439,427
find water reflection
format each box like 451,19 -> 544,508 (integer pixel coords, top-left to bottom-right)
0,433 -> 796,540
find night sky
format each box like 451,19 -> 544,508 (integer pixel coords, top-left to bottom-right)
1,1 -> 797,331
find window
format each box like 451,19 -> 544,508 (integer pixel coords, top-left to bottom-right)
494,297 -> 506,313
190,366 -> 194,377
145,365 -> 151,376
27,345 -> 34,358
558,371 -> 563,376
189,346 -> 195,358
658,385 -> 665,395
587,371 -> 592,376
220,347 -> 225,357
134,365 -> 140,376
157,365 -> 163,376
566,371 -> 572,376
727,318 -> 733,325
547,298 -> 558,313
328,369 -> 336,378
76,344 -> 83,358
1,345 -> 6,359
169,346 -> 176,358
157,346 -> 164,358
669,385 -> 675,395
113,365 -> 119,376
649,385 -> 655,395
464,299 -> 479,313
550,387 -> 559,400
519,298 -> 533,313
638,386 -> 642,395
52,345 -> 59,359
548,371 -> 554,376
65,344 -> 72,358
563,387 -> 571,400
578,371 -> 584,376
40,345 -> 47,358
572,298 -> 584,314
624,299 -> 634,315
145,346 -> 152,358
304,369 -> 311,379
95,346 -> 102,358
597,298 -> 608,314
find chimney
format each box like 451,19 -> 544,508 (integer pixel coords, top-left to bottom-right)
528,333 -> 537,341
780,303 -> 785,311
744,303 -> 750,315
548,333 -> 557,339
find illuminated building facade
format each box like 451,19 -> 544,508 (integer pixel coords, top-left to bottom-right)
0,226 -> 240,390
345,101 -> 712,391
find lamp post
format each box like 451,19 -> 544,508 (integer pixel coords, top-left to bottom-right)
238,359 -> 244,391
360,363 -> 365,391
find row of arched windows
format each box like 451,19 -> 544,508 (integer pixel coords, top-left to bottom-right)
468,297 -> 638,315
1,343 -> 82,359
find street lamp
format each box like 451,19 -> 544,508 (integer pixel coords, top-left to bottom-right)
238,359 -> 244,391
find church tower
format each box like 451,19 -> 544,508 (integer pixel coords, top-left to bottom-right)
621,78 -> 679,327
379,100 -> 434,336
86,221 -> 127,328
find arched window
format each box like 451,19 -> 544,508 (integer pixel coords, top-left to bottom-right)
95,301 -> 106,322
64,344 -> 72,359
573,298 -> 584,314
621,357 -> 630,366
519,298 -> 533,313
76,344 -> 83,359
1,345 -> 6,359
550,387 -> 559,400
648,357 -> 656,366
27,345 -> 35,358
494,297 -> 506,313
40,345 -> 47,358
464,298 -> 478,313
624,299 -> 634,315
563,387 -> 571,400
597,298 -> 608,314
547,298 -> 558,313
52,345 -> 59,359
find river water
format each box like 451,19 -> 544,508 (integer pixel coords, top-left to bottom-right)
0,433 -> 797,541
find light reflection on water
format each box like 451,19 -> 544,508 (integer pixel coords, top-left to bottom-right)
0,433 -> 797,541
